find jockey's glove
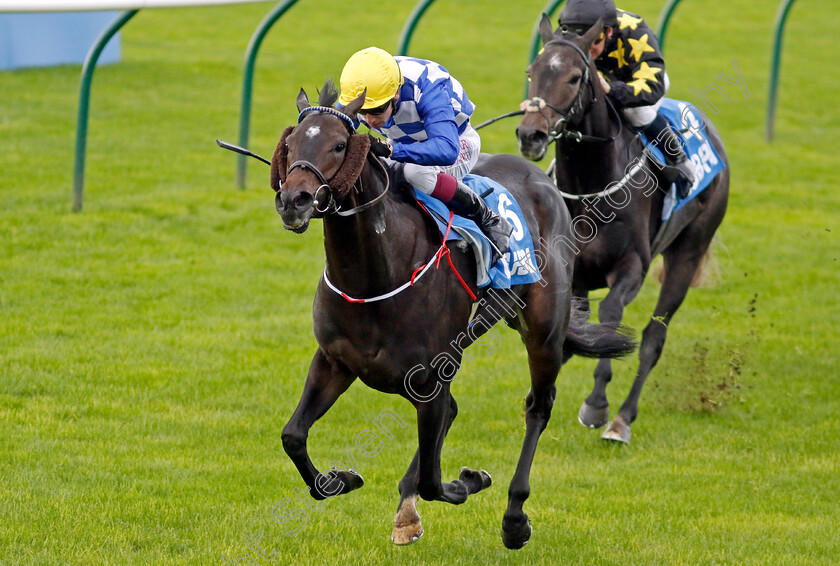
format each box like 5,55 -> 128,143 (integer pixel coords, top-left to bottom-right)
368,135 -> 393,158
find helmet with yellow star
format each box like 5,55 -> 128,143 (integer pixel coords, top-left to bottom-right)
339,46 -> 404,109
558,0 -> 618,34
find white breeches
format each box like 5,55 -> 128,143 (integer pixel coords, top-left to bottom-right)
398,126 -> 481,195
622,72 -> 671,128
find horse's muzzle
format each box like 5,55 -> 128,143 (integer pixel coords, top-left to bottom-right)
276,189 -> 315,233
516,126 -> 549,162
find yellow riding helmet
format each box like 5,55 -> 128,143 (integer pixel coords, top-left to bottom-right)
339,47 -> 403,109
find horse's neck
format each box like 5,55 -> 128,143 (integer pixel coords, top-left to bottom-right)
322,164 -> 431,297
555,94 -> 639,191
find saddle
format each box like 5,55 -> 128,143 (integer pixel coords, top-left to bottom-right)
410,175 -> 542,290
638,98 -> 726,220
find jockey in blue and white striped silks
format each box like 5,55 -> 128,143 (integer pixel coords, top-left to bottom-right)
339,47 -> 512,264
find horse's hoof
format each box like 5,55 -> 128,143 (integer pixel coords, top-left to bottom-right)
392,495 -> 423,546
578,401 -> 609,429
391,523 -> 424,545
501,519 -> 532,550
459,467 -> 493,492
313,469 -> 364,499
601,415 -> 631,444
336,469 -> 365,494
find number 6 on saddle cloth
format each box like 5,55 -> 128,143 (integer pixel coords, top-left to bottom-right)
412,174 -> 542,290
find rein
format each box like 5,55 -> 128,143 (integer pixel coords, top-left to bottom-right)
285,154 -> 390,218
474,109 -> 525,130
334,157 -> 390,217
480,36 -> 623,146
477,38 -> 589,134
535,37 -> 624,145
553,157 -> 648,200
282,105 -> 475,304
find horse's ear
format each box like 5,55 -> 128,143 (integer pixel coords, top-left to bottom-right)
539,13 -> 555,45
579,17 -> 605,51
296,88 -> 310,112
342,88 -> 367,117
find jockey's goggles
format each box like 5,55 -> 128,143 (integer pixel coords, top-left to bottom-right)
560,24 -> 608,41
359,99 -> 393,116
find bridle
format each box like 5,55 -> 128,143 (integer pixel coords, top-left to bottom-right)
284,152 -> 335,215
523,36 -> 622,145
280,106 -> 390,218
281,107 -> 475,305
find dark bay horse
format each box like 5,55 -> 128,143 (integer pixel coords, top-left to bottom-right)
273,80 -> 635,549
516,16 -> 729,444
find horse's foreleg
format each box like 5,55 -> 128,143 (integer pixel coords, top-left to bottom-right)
580,258 -> 645,430
281,349 -> 362,500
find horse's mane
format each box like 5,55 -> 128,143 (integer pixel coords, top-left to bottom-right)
318,79 -> 340,108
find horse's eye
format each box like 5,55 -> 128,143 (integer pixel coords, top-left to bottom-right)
334,142 -> 346,153
570,75 -> 581,85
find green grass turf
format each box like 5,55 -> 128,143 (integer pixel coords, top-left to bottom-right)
1,0 -> 838,564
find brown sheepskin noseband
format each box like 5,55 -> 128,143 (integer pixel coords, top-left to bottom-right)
270,125 -> 295,193
270,120 -> 371,200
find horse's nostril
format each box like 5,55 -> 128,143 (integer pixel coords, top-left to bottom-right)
293,191 -> 313,210
518,129 -> 546,146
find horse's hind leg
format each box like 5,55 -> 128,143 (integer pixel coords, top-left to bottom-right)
604,216 -> 722,443
502,295 -> 564,550
392,469 -> 422,545
413,390 -> 492,507
502,379 -> 558,549
392,395 -> 457,545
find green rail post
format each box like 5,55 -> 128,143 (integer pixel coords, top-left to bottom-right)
72,9 -> 138,212
766,0 -> 798,141
656,0 -> 684,54
397,0 -> 438,56
524,0 -> 567,98
237,0 -> 300,189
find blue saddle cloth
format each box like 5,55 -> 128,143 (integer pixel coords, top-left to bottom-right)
642,99 -> 726,220
412,174 -> 542,289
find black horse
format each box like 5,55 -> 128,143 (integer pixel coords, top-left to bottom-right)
516,16 -> 729,443
273,80 -> 635,549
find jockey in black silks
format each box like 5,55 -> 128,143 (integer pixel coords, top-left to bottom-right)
558,0 -> 695,198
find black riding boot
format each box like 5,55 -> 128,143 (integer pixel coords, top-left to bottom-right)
448,181 -> 513,264
644,114 -> 695,199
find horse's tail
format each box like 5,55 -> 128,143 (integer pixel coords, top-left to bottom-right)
563,300 -> 637,359
653,240 -> 723,288
689,248 -> 721,288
